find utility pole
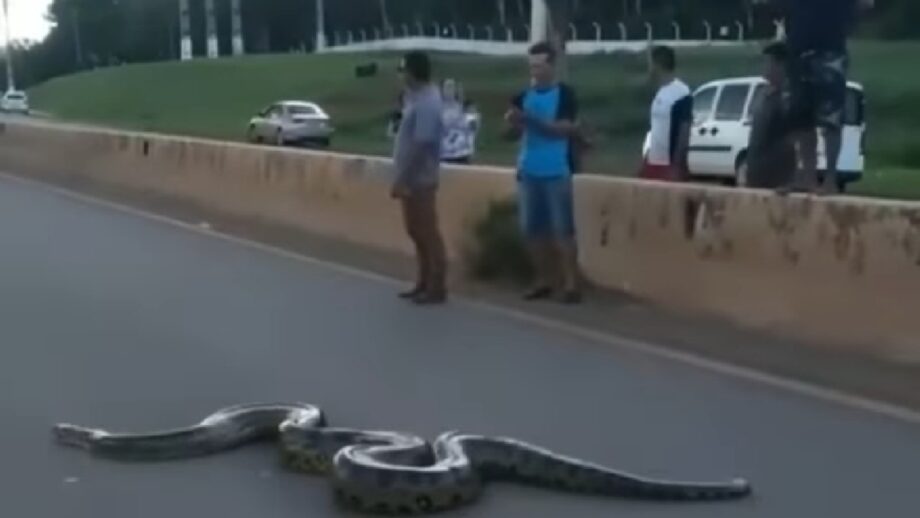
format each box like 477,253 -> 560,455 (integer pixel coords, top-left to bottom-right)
315,0 -> 327,51
2,0 -> 14,91
71,7 -> 83,68
205,0 -> 218,58
179,0 -> 192,61
231,0 -> 244,56
379,0 -> 391,35
530,0 -> 549,43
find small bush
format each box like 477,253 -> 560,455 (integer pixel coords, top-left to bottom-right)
467,198 -> 534,285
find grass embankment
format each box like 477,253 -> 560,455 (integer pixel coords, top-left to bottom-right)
28,42 -> 920,199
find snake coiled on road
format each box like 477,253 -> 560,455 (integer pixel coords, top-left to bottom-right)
53,402 -> 752,514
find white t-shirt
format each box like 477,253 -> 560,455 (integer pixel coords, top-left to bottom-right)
440,101 -> 478,161
647,79 -> 692,166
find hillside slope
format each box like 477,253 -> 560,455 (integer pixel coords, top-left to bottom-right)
28,43 -> 920,196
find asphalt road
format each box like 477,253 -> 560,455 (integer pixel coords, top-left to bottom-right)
1,173 -> 919,518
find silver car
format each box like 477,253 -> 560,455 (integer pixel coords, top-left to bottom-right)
247,101 -> 333,147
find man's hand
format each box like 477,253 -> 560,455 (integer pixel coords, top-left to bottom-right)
504,107 -> 524,127
391,183 -> 410,200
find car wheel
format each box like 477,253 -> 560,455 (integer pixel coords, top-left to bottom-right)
247,126 -> 262,144
735,153 -> 749,188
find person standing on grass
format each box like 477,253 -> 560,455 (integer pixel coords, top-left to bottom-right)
440,78 -> 477,165
640,46 -> 693,183
775,0 -> 870,195
392,51 -> 448,305
505,42 -> 582,305
747,42 -> 798,189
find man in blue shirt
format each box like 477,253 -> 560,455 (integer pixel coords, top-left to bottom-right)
505,42 -> 582,304
777,0 -> 870,195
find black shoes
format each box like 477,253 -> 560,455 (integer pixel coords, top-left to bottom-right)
398,285 -> 447,305
523,286 -> 583,305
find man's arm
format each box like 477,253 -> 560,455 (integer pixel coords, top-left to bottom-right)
524,84 -> 580,138
411,99 -> 444,166
503,91 -> 526,141
671,95 -> 693,178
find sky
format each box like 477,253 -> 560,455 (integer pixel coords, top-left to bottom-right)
2,0 -> 54,43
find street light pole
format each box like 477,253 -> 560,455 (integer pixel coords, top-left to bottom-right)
315,0 -> 327,51
2,0 -> 15,92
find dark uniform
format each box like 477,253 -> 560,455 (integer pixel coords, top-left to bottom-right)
781,0 -> 858,133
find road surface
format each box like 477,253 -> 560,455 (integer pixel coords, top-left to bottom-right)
1,173 -> 918,517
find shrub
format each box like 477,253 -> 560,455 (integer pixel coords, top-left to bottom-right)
467,198 -> 534,285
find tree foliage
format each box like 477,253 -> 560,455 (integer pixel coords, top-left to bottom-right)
1,0 -> 913,89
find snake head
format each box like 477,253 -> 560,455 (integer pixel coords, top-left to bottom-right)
53,424 -> 102,450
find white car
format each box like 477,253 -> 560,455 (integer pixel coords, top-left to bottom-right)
643,76 -> 866,190
0,90 -> 30,114
247,100 -> 334,148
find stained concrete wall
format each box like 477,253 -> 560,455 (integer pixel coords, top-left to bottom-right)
574,176 -> 920,360
2,120 -> 920,358
0,121 -> 516,265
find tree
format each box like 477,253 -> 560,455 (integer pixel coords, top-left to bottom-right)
544,0 -> 572,76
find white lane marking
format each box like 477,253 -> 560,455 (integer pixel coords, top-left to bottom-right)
3,170 -> 920,426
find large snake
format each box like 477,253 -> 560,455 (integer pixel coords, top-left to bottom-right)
53,402 -> 752,514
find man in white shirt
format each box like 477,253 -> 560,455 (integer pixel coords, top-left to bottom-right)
640,46 -> 693,182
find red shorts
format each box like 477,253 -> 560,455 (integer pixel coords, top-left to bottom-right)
639,161 -> 683,182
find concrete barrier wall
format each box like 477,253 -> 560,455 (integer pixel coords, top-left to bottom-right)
0,121 -> 516,264
3,121 -> 920,358
574,177 -> 920,360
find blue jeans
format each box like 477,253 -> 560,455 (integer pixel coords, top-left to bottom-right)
518,175 -> 575,240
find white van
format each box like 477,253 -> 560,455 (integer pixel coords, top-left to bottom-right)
688,77 -> 865,189
644,76 -> 866,190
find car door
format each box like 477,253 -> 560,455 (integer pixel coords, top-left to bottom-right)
688,83 -> 720,175
255,104 -> 283,140
695,82 -> 753,176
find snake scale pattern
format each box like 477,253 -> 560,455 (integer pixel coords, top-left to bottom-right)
53,402 -> 752,514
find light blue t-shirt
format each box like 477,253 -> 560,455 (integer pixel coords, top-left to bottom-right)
517,86 -> 571,179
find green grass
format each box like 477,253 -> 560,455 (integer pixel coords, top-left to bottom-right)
28,41 -> 920,200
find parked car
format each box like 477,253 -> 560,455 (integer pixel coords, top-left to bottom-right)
0,90 -> 30,115
247,101 -> 333,148
643,76 -> 866,191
